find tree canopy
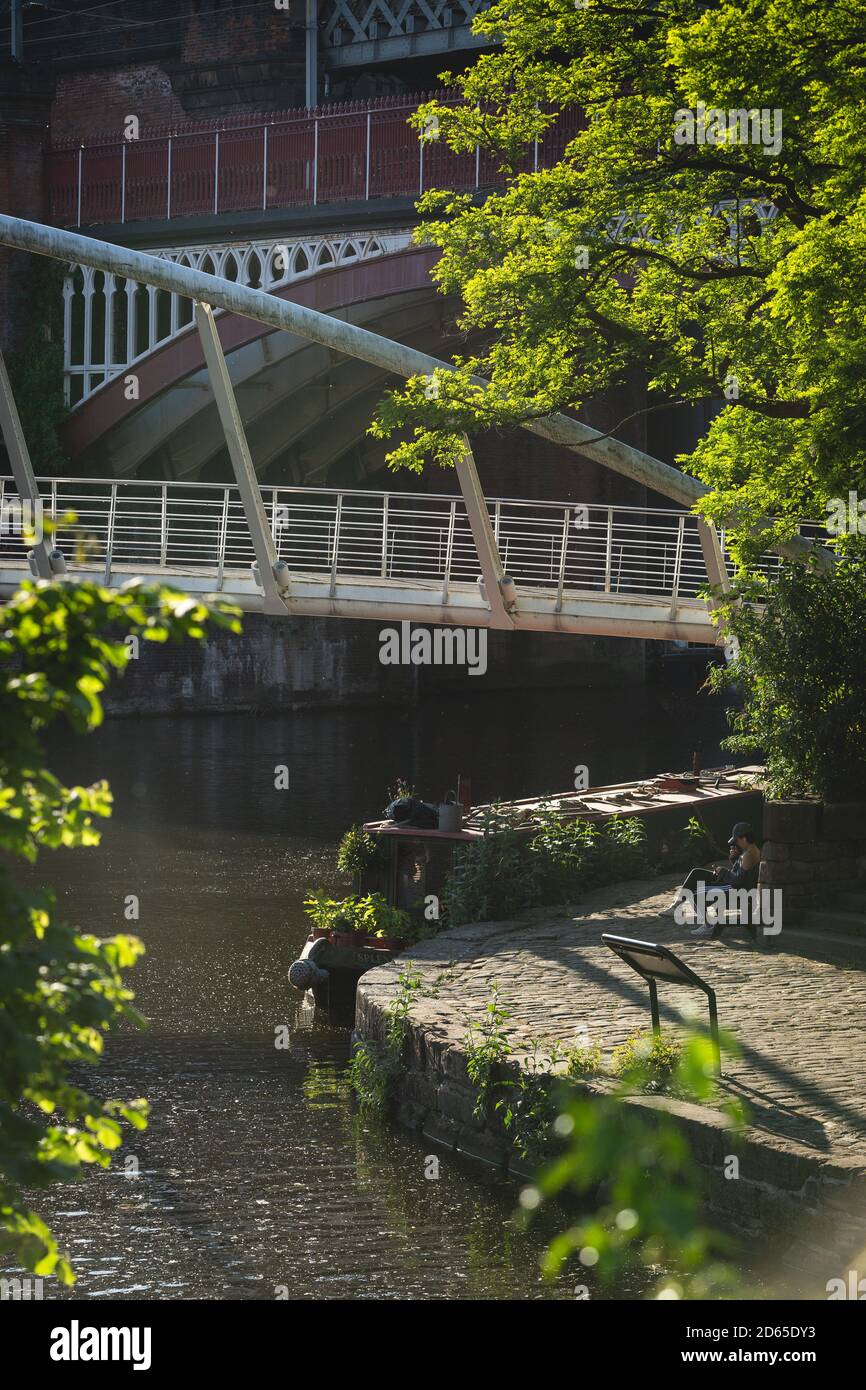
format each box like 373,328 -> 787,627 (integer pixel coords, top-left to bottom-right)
371,0 -> 866,562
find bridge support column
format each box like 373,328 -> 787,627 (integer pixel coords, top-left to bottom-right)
455,434 -> 515,630
0,351 -> 57,579
194,303 -> 290,614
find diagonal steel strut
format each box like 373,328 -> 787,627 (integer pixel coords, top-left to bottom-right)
455,434 -> 515,629
194,302 -> 289,613
0,350 -> 55,578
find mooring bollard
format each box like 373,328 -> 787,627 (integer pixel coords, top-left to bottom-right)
289,936 -> 330,992
288,957 -> 329,992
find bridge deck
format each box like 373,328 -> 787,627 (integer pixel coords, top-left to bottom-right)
0,475 -> 795,642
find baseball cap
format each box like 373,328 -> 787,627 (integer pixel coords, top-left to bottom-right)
728,821 -> 753,845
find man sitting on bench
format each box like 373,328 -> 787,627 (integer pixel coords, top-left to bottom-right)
660,821 -> 761,939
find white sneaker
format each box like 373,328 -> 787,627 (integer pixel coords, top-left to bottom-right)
659,899 -> 681,917
689,925 -> 715,939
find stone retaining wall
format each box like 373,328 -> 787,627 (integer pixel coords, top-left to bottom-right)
760,799 -> 866,923
355,889 -> 866,1292
103,611 -> 646,716
357,970 -> 866,1284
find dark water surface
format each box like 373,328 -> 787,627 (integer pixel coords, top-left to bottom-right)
28,679 -> 728,1300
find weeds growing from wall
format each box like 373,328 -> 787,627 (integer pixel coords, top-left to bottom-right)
348,966 -> 423,1112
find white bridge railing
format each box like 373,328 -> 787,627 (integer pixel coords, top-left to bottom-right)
0,474 -> 780,604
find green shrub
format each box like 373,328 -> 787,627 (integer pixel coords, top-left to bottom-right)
348,967 -> 422,1112
584,815 -> 650,887
464,986 -> 514,1119
529,811 -> 599,903
444,827 -> 542,926
611,1030 -> 684,1094
497,1040 -> 565,1160
303,888 -> 340,932
443,813 -> 651,926
709,542 -> 866,801
303,890 -> 413,940
464,993 -> 565,1157
530,813 -> 649,902
354,894 -> 411,939
658,815 -> 726,874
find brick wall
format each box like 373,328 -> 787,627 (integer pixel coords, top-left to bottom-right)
0,69 -> 51,354
169,3 -> 305,119
759,799 -> 866,924
51,66 -> 188,144
48,4 -> 305,144
180,5 -> 302,66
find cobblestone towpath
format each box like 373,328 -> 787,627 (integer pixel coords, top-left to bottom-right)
357,874 -> 866,1278
363,875 -> 866,1156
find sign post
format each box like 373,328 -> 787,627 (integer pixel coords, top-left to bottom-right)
601,934 -> 722,1076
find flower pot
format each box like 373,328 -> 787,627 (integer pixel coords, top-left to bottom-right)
329,931 -> 356,948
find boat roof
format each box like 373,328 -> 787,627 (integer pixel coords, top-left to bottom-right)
363,764 -> 765,841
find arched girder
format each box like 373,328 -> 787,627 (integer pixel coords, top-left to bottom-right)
64,245 -> 441,470
258,324 -> 482,485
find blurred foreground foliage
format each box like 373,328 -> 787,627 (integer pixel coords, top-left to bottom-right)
530,1031 -> 747,1299
0,574 -> 239,1282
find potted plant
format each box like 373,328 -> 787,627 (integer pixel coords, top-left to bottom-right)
358,895 -> 412,951
302,889 -> 338,941
336,825 -> 385,884
330,913 -> 357,949
303,890 -> 413,952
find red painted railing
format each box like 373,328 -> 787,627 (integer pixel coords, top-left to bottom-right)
45,94 -> 586,227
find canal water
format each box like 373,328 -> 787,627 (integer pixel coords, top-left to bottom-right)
31,679 -> 729,1300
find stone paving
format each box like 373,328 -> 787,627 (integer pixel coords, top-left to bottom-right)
372,875 -> 866,1161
